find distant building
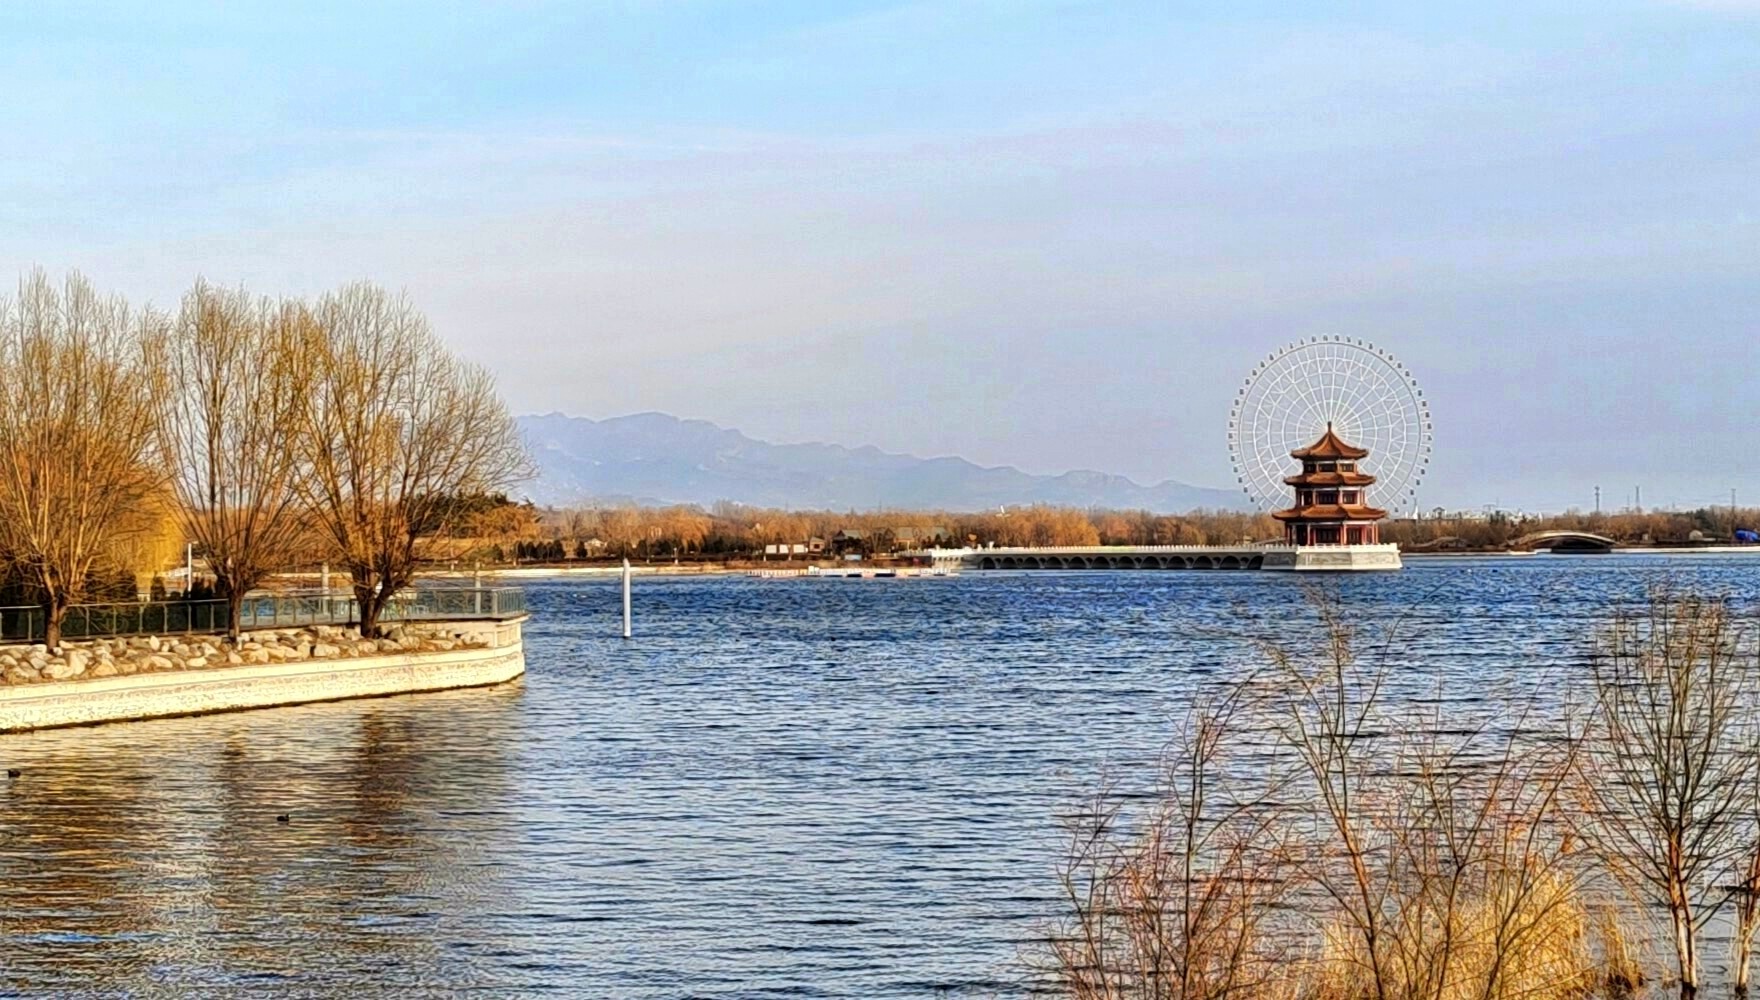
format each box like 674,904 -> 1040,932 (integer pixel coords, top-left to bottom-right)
893,526 -> 950,549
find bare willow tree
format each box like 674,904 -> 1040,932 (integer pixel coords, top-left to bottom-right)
1572,591 -> 1757,1000
159,281 -> 313,641
0,271 -> 167,651
298,283 -> 528,637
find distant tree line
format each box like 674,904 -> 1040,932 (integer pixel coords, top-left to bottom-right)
439,498 -> 1760,565
1384,507 -> 1760,550
0,271 -> 528,648
439,500 -> 1288,563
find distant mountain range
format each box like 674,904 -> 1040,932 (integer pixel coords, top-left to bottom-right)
516,412 -> 1247,513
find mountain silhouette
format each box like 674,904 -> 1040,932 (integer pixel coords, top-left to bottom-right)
517,412 -> 1247,513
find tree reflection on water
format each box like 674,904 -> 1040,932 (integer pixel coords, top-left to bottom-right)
0,683 -> 522,994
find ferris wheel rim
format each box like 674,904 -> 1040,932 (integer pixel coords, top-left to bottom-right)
1226,338 -> 1432,518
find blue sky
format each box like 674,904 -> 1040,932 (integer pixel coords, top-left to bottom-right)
4,1 -> 1758,512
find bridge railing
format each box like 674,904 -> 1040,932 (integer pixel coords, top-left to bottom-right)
914,543 -> 1298,556
0,587 -> 526,643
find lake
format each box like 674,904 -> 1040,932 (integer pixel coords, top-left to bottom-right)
2,554 -> 1757,997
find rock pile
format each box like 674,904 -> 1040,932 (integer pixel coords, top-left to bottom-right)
0,624 -> 488,686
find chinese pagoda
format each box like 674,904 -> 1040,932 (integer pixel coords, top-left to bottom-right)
1272,423 -> 1387,546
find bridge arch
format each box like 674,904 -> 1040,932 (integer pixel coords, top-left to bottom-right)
1511,531 -> 1617,553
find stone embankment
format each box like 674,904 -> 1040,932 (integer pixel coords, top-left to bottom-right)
0,617 -> 526,733
0,624 -> 482,687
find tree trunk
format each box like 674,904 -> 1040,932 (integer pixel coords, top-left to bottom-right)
354,581 -> 384,639
1739,897 -> 1756,998
1673,904 -> 1699,999
226,589 -> 245,644
43,598 -> 67,654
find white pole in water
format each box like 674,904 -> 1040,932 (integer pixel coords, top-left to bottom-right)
622,558 -> 633,639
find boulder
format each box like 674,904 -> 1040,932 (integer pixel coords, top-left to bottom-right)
88,661 -> 117,679
226,651 -> 243,666
376,638 -> 401,653
115,660 -> 139,675
356,640 -> 380,656
428,639 -> 456,651
185,657 -> 207,670
43,660 -> 85,681
312,642 -> 342,659
2,666 -> 35,685
244,648 -> 271,665
170,643 -> 193,658
142,654 -> 174,672
65,650 -> 88,675
145,636 -> 161,652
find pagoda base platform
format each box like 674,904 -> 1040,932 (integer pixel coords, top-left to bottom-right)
1264,543 -> 1402,572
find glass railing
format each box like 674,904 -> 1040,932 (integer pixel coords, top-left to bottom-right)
0,587 -> 526,643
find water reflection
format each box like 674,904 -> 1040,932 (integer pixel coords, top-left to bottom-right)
0,685 -> 522,995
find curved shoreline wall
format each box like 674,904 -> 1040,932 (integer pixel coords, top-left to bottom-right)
0,617 -> 526,734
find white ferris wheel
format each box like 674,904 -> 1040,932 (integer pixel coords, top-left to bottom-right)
1227,337 -> 1433,518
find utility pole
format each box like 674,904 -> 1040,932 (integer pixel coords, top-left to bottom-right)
1594,486 -> 1600,514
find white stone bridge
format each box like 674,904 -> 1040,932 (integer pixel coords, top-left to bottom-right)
1509,530 -> 1617,553
909,543 -> 1402,572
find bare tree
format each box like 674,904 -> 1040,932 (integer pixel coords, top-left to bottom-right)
1572,591 -> 1757,999
1049,592 -> 1615,1000
0,271 -> 167,650
1264,595 -> 1601,1000
159,281 -> 313,641
297,283 -> 528,637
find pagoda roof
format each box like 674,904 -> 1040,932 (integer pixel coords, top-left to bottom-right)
1291,423 -> 1369,461
1283,470 -> 1376,487
1272,503 -> 1388,522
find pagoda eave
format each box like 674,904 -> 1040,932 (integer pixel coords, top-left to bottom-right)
1282,471 -> 1376,487
1272,504 -> 1388,522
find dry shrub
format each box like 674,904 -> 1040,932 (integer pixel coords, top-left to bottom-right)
1048,690 -> 1302,1000
1046,591 -> 1651,1000
1590,904 -> 1646,999
1312,867 -> 1595,1000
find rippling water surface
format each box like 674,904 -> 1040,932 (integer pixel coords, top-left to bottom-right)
3,555 -> 1759,997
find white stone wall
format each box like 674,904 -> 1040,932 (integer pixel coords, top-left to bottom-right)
0,621 -> 525,734
1286,545 -> 1403,571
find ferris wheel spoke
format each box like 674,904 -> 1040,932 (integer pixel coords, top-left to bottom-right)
1228,339 -> 1430,518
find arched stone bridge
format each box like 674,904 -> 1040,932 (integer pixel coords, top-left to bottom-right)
908,544 -> 1402,572
1510,530 -> 1617,552
974,548 -> 1270,571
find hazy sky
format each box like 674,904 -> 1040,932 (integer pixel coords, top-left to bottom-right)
4,1 -> 1758,512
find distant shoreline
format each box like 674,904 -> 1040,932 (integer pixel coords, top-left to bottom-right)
416,545 -> 1760,582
